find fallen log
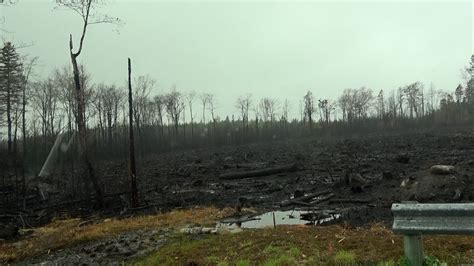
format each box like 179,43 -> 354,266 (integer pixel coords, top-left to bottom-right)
329,198 -> 372,204
280,189 -> 331,207
219,163 -> 298,180
309,193 -> 335,204
290,200 -> 313,206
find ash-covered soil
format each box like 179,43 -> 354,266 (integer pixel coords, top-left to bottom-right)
98,131 -> 474,224
3,131 -> 473,228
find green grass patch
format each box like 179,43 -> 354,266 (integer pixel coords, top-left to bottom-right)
134,224 -> 474,265
334,250 -> 356,264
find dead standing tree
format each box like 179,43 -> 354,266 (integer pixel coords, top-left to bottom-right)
200,92 -> 211,125
21,56 -> 38,197
185,91 -> 196,138
94,84 -> 123,144
404,82 -> 423,119
303,91 -> 315,129
153,95 -> 165,138
56,0 -> 120,206
164,88 -> 184,137
132,75 -> 154,142
318,99 -> 334,125
207,93 -> 218,135
128,58 -> 139,208
236,93 -> 252,135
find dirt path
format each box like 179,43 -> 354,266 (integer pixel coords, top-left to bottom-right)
20,229 -> 169,265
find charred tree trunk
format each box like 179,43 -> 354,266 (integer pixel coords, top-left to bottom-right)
213,119 -> 216,135
7,89 -> 12,153
13,106 -> 18,197
13,107 -> 18,156
70,35 -> 103,207
22,81 -> 26,199
128,58 -> 139,208
107,114 -> 113,144
255,116 -> 259,139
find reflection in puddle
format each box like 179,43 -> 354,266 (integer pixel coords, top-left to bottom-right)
221,210 -> 341,229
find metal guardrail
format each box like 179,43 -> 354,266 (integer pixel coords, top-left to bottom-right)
391,202 -> 474,266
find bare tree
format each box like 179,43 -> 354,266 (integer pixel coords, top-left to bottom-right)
94,84 -> 123,143
403,82 -> 423,119
318,99 -> 334,124
106,85 -> 123,142
387,90 -> 397,118
397,87 -> 404,118
252,102 -> 260,136
20,56 -> 38,195
258,97 -> 278,128
93,83 -> 106,141
376,90 -> 385,119
153,94 -> 165,137
207,93 -> 218,134
141,99 -> 156,127
200,92 -> 211,124
281,99 -> 290,121
132,75 -> 154,139
338,89 -> 351,122
185,91 -> 196,138
236,93 -> 252,133
56,0 -> 120,206
454,84 -> 464,103
30,79 -> 60,139
357,87 -> 374,120
281,99 -> 290,134
55,66 -> 76,133
303,91 -> 315,128
164,87 -> 184,136
426,83 -> 435,114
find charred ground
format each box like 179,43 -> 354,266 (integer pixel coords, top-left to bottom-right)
3,130 -> 472,231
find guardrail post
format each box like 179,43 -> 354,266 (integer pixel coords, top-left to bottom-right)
403,234 -> 423,266
392,202 -> 474,266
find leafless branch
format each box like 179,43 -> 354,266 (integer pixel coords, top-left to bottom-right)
56,0 -> 122,57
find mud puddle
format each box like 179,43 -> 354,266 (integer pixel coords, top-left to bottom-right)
220,210 -> 341,229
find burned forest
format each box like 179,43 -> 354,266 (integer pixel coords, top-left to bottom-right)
1,1 -> 474,265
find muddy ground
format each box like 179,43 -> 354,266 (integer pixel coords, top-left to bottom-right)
21,229 -> 170,265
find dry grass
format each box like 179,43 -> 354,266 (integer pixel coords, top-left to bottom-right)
3,209 -> 474,265
136,223 -> 474,265
0,206 -> 234,263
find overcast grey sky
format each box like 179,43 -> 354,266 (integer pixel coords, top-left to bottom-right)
2,0 -> 473,120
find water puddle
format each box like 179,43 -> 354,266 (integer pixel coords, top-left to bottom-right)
220,210 -> 341,229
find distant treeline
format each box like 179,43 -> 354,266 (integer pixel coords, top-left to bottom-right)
1,42 -> 474,173
5,66 -> 474,173
1,40 -> 474,204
